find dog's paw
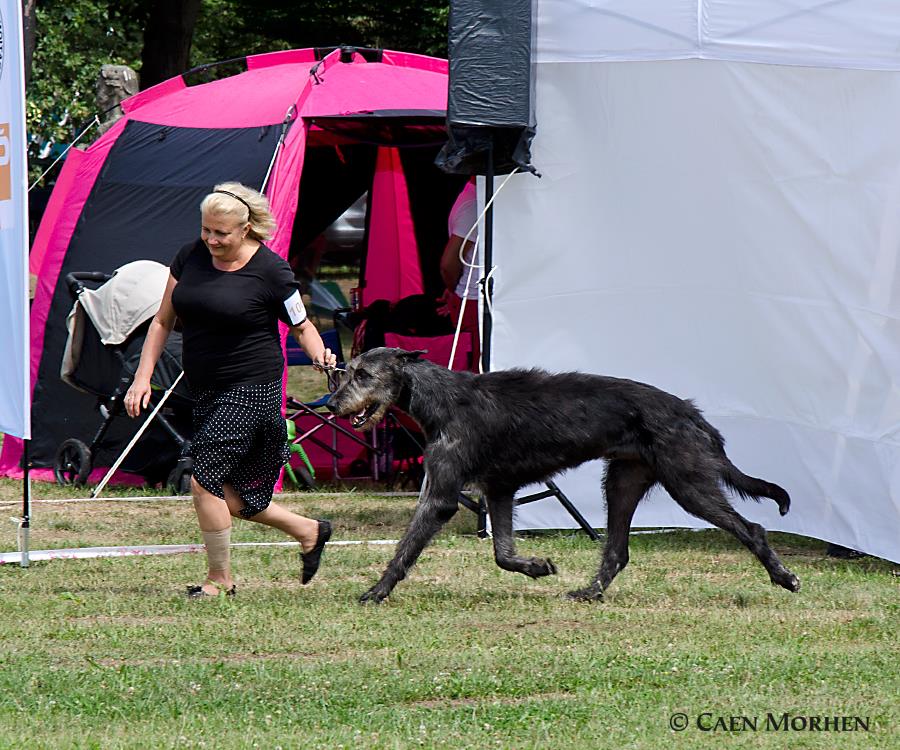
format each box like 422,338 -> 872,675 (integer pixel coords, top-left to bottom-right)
359,586 -> 389,605
566,584 -> 604,602
769,570 -> 800,594
525,557 -> 558,579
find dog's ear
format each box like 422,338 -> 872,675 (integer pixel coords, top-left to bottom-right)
398,349 -> 427,361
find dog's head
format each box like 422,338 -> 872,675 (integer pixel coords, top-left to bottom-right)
327,348 -> 425,430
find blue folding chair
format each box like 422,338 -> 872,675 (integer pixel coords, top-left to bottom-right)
285,325 -> 385,480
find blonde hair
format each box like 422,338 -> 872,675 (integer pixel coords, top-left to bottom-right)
200,182 -> 276,242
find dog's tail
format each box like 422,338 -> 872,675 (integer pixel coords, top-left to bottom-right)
722,464 -> 791,516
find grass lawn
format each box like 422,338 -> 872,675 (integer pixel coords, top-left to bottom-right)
0,479 -> 897,749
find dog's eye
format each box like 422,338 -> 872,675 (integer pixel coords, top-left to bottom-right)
355,369 -> 371,382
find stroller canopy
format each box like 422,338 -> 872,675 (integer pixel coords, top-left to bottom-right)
61,260 -> 169,391
77,260 -> 169,346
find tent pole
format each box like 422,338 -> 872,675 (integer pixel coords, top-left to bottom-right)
20,439 -> 31,568
475,141 -> 599,542
480,146 -> 495,375
260,105 -> 296,194
475,145 -> 496,537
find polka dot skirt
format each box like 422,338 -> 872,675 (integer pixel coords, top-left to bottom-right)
187,379 -> 289,519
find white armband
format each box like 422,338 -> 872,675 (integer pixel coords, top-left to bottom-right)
284,289 -> 307,325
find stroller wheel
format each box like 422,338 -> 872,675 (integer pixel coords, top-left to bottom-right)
54,439 -> 92,486
295,465 -> 317,491
167,462 -> 193,496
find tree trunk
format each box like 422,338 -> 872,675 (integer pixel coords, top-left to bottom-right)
139,0 -> 201,90
22,0 -> 37,87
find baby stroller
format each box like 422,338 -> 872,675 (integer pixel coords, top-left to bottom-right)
55,260 -> 194,492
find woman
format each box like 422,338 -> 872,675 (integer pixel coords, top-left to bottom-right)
125,182 -> 337,597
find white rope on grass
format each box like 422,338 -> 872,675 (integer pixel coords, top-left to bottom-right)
0,495 -> 188,508
0,530 -> 695,565
0,490 -> 421,508
0,538 -> 401,566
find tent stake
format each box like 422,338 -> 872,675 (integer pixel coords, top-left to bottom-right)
20,440 -> 31,568
90,371 -> 184,499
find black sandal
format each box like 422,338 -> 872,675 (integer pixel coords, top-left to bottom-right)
301,519 -> 332,584
186,580 -> 236,598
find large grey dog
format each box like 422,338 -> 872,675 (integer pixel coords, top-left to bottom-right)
327,348 -> 800,604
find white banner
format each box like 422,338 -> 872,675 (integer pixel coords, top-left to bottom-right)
492,59 -> 900,563
0,0 -> 30,439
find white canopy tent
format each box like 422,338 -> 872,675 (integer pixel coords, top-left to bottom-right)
489,0 -> 900,562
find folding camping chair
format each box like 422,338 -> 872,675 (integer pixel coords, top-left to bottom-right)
285,323 -> 387,482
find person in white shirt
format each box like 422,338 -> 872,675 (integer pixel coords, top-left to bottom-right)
438,178 -> 481,369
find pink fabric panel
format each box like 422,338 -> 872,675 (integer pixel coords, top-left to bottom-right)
119,48 -> 446,128
264,124 -> 311,493
28,148 -> 83,275
122,65 -> 307,128
381,50 -> 449,75
385,333 -> 473,372
0,120 -> 128,476
246,48 -> 319,70
265,126 -> 307,263
364,148 -> 422,304
297,61 -> 448,118
120,76 -> 186,115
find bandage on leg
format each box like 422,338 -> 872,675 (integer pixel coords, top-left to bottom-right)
202,528 -> 232,572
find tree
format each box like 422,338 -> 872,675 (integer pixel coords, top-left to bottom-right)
27,1 -> 144,177
139,0 -> 201,89
26,0 -> 450,183
22,0 -> 37,86
190,1 -> 449,67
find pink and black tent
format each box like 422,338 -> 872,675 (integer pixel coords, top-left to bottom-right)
3,45 -> 466,481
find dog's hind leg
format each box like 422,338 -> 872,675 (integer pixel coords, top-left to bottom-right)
567,459 -> 656,602
359,474 -> 460,604
662,474 -> 800,593
486,490 -> 558,579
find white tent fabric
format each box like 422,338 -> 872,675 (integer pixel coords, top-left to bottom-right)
490,3 -> 900,562
537,0 -> 900,71
0,0 -> 31,440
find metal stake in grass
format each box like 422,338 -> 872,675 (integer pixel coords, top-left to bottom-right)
91,371 -> 185,499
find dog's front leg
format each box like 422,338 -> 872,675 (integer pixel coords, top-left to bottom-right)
486,492 -> 557,579
359,481 -> 458,604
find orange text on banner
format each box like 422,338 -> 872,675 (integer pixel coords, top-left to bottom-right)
0,123 -> 11,201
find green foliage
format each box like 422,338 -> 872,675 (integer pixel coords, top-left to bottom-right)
28,1 -> 145,174
189,1 -> 450,83
228,0 -> 450,57
28,0 -> 449,181
191,0 -> 292,68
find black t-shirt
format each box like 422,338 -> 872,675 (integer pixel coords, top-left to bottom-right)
170,239 -> 307,390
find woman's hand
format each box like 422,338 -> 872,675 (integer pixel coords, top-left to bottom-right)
313,348 -> 338,371
125,379 -> 152,418
291,319 -> 338,371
